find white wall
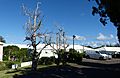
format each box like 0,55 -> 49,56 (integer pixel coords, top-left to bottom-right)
0,42 -> 4,61
21,61 -> 32,67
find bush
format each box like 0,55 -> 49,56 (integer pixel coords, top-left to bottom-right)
38,57 -> 55,65
0,62 -> 7,71
4,61 -> 15,68
67,50 -> 83,63
4,61 -> 20,69
0,61 -> 21,71
3,55 -> 8,61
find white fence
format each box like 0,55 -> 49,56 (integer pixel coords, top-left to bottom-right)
21,61 -> 32,67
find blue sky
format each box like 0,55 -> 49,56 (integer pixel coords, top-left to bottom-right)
0,0 -> 118,47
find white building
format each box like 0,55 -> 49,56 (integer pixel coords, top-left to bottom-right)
3,43 -> 93,59
2,43 -> 120,60
3,44 -> 57,58
95,47 -> 120,52
0,42 -> 4,61
66,45 -> 93,53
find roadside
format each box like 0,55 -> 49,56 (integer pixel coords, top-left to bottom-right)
82,58 -> 120,64
0,58 -> 120,78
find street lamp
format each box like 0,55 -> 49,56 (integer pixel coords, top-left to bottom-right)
73,35 -> 76,51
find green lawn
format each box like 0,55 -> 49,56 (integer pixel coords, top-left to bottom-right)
0,64 -> 56,78
0,67 -> 25,78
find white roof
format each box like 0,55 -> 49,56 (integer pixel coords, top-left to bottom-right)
0,42 -> 4,45
96,47 -> 120,52
3,43 -> 93,51
84,47 -> 93,51
66,45 -> 83,50
3,44 -> 33,49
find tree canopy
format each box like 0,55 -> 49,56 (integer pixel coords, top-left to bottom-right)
0,36 -> 6,43
89,0 -> 120,43
3,45 -> 19,61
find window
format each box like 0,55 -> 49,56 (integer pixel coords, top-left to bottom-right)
96,51 -> 99,54
45,52 -> 48,54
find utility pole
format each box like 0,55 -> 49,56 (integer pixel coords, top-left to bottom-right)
73,35 -> 76,52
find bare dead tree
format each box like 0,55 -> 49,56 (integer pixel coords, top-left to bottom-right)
22,2 -> 50,71
49,25 -> 69,65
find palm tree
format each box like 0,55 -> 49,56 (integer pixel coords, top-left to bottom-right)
0,36 -> 5,43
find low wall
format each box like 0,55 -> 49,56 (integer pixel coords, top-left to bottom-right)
21,61 -> 32,67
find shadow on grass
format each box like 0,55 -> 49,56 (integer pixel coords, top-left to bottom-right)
6,62 -> 120,78
12,65 -> 85,78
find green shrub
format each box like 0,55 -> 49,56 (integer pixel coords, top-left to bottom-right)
67,49 -> 83,63
3,55 -> 8,61
38,57 -> 55,65
4,61 -> 20,69
4,61 -> 15,68
0,62 -> 7,71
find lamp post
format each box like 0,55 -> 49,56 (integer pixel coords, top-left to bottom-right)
73,35 -> 76,51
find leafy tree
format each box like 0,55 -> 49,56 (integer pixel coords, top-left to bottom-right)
0,36 -> 5,43
3,45 -> 32,62
19,48 -> 32,62
3,46 -> 19,61
88,0 -> 120,43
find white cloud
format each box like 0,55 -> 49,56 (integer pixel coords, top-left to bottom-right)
110,34 -> 114,39
96,33 -> 114,41
85,41 -> 100,48
97,33 -> 108,40
75,35 -> 86,41
116,36 -> 118,40
66,35 -> 86,41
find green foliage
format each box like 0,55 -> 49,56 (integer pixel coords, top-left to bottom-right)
89,0 -> 120,42
4,61 -> 15,68
3,46 -> 32,62
0,61 -> 21,71
0,62 -> 7,71
38,57 -> 55,65
0,36 -> 6,43
59,49 -> 67,65
68,49 -> 83,63
3,45 -> 20,61
18,48 -> 32,62
4,61 -> 20,69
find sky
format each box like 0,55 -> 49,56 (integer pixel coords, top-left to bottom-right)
0,0 -> 118,47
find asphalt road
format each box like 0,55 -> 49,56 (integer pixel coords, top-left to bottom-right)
69,58 -> 120,78
82,58 -> 120,64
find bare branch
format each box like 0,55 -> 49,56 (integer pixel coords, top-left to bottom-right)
22,4 -> 32,17
37,43 -> 50,57
49,44 -> 58,52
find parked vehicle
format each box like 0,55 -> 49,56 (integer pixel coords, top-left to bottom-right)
85,50 -> 112,60
114,52 -> 120,58
99,51 -> 120,58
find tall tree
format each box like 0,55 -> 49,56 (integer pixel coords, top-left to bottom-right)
22,2 -> 50,71
89,0 -> 120,43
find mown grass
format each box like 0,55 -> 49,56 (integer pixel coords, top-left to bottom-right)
0,64 -> 56,78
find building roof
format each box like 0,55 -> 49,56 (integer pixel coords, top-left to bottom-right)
3,44 -> 33,49
3,43 -> 93,51
0,42 -> 4,45
95,47 -> 120,52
